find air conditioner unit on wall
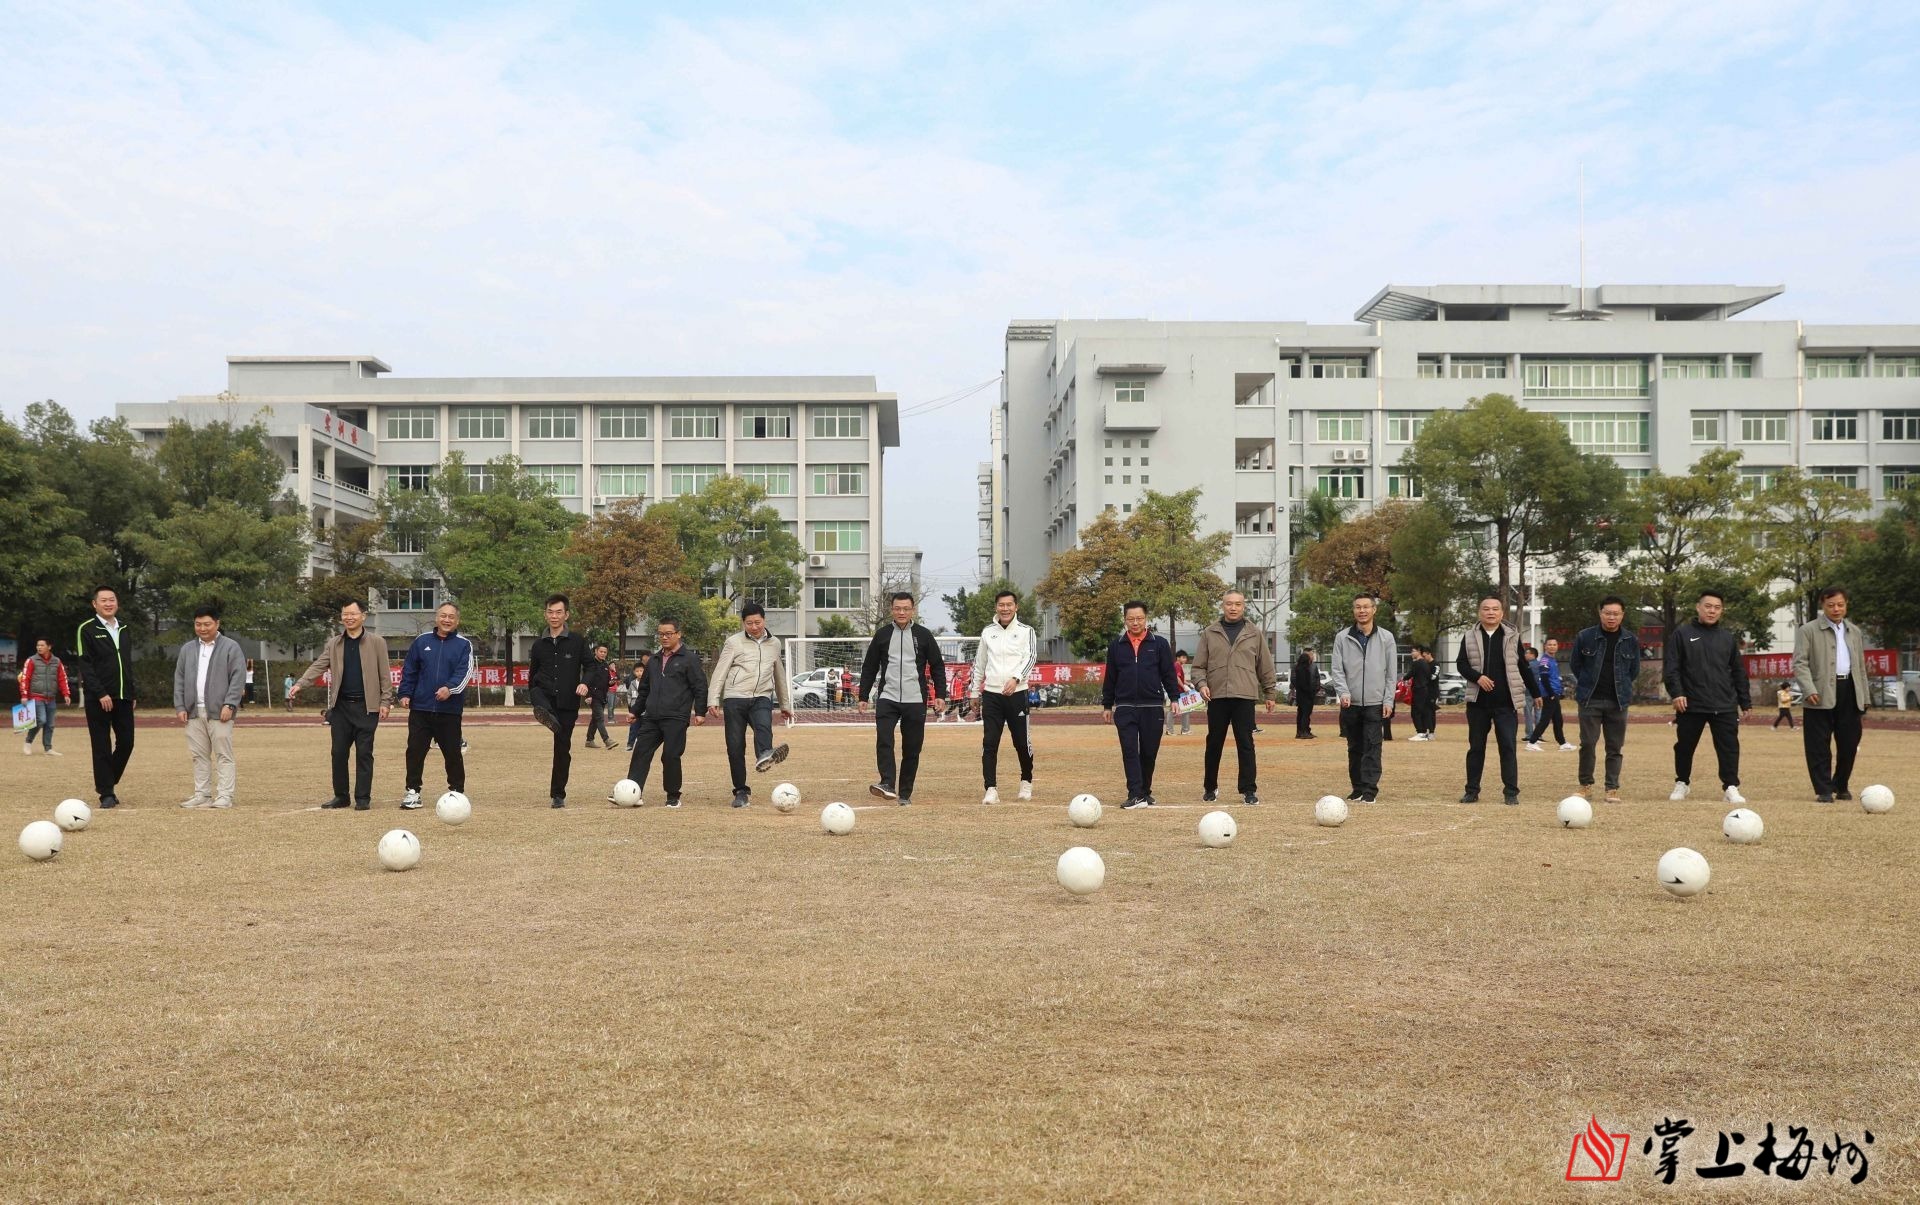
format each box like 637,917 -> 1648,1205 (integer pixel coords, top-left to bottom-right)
807,554 -> 828,569
1331,449 -> 1349,462
1350,447 -> 1369,463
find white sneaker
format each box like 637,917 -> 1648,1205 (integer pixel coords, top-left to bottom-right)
1017,781 -> 1033,801
44,748 -> 61,757
982,786 -> 999,805
178,797 -> 210,809
1724,785 -> 1747,805
1559,743 -> 1576,751
1670,781 -> 1690,801
1525,741 -> 1544,752
22,742 -> 33,755
401,788 -> 423,810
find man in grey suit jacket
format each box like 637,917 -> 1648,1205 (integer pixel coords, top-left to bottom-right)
172,605 -> 248,809
1792,586 -> 1869,803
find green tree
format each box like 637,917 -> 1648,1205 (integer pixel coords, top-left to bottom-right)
1830,487 -> 1920,647
306,518 -> 411,619
1285,584 -> 1395,651
640,588 -> 735,653
1617,450 -> 1765,642
0,412 -> 100,648
815,614 -> 859,638
153,416 -> 287,513
944,576 -> 1040,636
565,499 -> 692,654
1744,466 -> 1871,623
21,403 -> 170,627
650,475 -> 804,609
1288,491 -> 1347,587
1387,502 -> 1475,648
1035,489 -> 1231,658
1399,393 -> 1604,605
1296,501 -> 1416,599
130,500 -> 311,640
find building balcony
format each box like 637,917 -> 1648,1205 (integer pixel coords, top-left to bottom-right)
1103,400 -> 1161,431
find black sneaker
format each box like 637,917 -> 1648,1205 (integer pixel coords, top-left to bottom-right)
352,800 -> 371,811
771,743 -> 790,766
99,794 -> 121,809
870,782 -> 898,800
550,796 -> 566,809
320,798 -> 349,809
1836,789 -> 1853,800
1122,797 -> 1150,810
664,795 -> 682,809
1361,792 -> 1378,803
731,792 -> 751,809
898,797 -> 911,807
1815,793 -> 1834,804
1202,790 -> 1218,803
1242,793 -> 1259,806
1144,793 -> 1157,806
1347,790 -> 1365,801
1502,792 -> 1520,807
1458,792 -> 1480,804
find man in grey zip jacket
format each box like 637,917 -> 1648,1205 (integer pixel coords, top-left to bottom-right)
171,605 -> 248,809
1328,593 -> 1397,803
706,602 -> 793,807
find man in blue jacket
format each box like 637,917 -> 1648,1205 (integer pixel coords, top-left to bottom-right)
1570,595 -> 1640,804
1524,637 -> 1572,751
1102,600 -> 1184,810
397,602 -> 472,810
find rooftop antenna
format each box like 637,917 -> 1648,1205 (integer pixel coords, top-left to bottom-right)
1555,161 -> 1611,320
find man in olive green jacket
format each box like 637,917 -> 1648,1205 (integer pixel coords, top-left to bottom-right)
1189,591 -> 1277,805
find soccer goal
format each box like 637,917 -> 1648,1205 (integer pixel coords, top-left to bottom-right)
785,635 -> 983,725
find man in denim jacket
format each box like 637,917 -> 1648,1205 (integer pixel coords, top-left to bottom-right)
1570,595 -> 1640,804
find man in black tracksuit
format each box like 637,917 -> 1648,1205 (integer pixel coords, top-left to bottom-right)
528,593 -> 590,808
1663,588 -> 1752,803
74,585 -> 138,808
582,644 -> 615,750
625,616 -> 708,806
1408,646 -> 1439,739
857,593 -> 948,805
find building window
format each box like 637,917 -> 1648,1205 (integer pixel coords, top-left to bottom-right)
454,407 -> 508,440
667,464 -> 722,496
524,407 -> 579,440
1122,475 -> 1132,484
1662,357 -> 1725,379
667,407 -> 722,439
384,407 -> 436,440
813,578 -> 865,610
1740,413 -> 1789,443
1386,412 -> 1428,443
1104,457 -> 1113,466
598,407 -> 650,439
524,464 -> 579,496
733,463 -> 795,496
1287,413 -> 1300,441
384,465 -> 433,493
1622,467 -> 1652,482
1523,360 -> 1648,398
1810,411 -> 1859,442
738,406 -> 794,438
1809,469 -> 1859,488
1559,412 -> 1650,454
1730,356 -> 1755,378
1386,471 -> 1423,499
1114,379 -> 1146,404
746,586 -> 783,609
1309,356 -> 1369,379
1806,356 -> 1864,379
811,405 -> 866,439
1739,467 -> 1781,496
385,578 -> 439,610
1315,467 -> 1367,499
811,463 -> 866,496
810,521 -> 866,553
1450,357 -> 1508,379
1416,356 -> 1443,379
1874,355 -> 1920,378
1691,412 -> 1722,443
596,465 -> 651,499
1884,411 -> 1920,441
1104,475 -> 1113,484
1316,414 -> 1366,442
464,465 -> 494,492
1884,466 -> 1920,494
388,524 -> 426,554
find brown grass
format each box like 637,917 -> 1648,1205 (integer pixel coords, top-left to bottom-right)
3,715 -> 1916,1202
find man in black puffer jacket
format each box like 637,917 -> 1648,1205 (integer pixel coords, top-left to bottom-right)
1662,588 -> 1752,805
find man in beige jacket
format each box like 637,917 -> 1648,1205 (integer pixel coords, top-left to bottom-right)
1792,586 -> 1869,803
705,602 -> 793,808
290,599 -> 394,810
1189,591 -> 1277,805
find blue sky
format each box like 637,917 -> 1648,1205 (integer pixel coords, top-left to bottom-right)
5,0 -> 1919,613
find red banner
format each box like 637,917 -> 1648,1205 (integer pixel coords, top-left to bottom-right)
1744,649 -> 1898,679
945,663 -> 1105,695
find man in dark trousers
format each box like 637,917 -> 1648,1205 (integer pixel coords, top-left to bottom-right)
529,593 -> 590,808
857,593 -> 947,806
1457,595 -> 1540,805
1525,637 -> 1572,751
1329,593 -> 1397,803
291,599 -> 394,810
1792,586 -> 1866,804
624,615 -> 708,806
582,644 -> 616,751
1102,600 -> 1183,809
1571,595 -> 1640,804
74,585 -> 138,808
1191,590 -> 1277,805
1292,647 -> 1320,739
1664,588 -> 1752,805
397,602 -> 472,810
1407,646 -> 1438,741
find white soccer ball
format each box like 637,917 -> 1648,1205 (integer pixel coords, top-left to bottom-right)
771,782 -> 802,812
1056,846 -> 1105,895
1067,793 -> 1102,828
377,829 -> 422,872
1314,795 -> 1349,827
1556,796 -> 1593,829
1722,808 -> 1764,844
1860,784 -> 1895,814
821,802 -> 856,835
1198,809 -> 1237,848
20,819 -> 63,861
435,791 -> 471,826
610,778 -> 643,808
1657,847 -> 1711,898
54,798 -> 92,832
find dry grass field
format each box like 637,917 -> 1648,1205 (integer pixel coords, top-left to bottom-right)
4,711 -> 1916,1202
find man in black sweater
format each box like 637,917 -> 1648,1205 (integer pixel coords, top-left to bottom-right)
528,593 -> 590,808
1663,588 -> 1752,805
1407,646 -> 1438,740
625,615 -> 708,806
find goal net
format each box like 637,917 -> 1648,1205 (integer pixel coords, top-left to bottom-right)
784,635 -> 983,725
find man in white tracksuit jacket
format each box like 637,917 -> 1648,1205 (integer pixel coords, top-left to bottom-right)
970,590 -> 1038,804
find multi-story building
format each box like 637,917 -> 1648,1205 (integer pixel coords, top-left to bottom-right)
881,546 -> 924,600
121,355 -> 899,647
1004,284 -> 1920,656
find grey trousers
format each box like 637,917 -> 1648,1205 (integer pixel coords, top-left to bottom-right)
1577,697 -> 1628,790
